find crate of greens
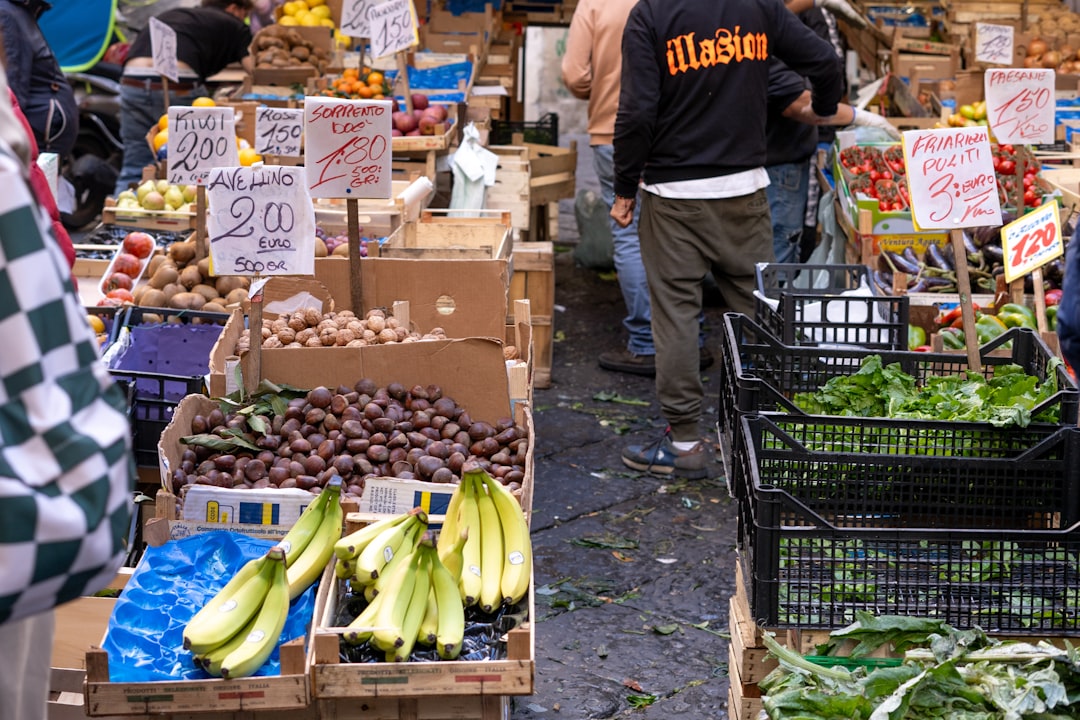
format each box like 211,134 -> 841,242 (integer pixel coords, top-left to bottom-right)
717,313 -> 1078,500
754,263 -> 909,350
735,412 -> 1080,634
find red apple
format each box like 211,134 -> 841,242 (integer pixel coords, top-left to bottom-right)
424,104 -> 448,123
393,111 -> 417,134
411,93 -> 429,111
105,272 -> 133,292
418,115 -> 438,135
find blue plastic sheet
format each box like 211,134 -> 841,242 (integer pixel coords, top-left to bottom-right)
102,532 -> 317,682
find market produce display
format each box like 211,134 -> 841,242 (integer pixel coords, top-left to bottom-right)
116,179 -> 198,216
174,382 -> 529,500
251,23 -> 333,70
235,308 -> 448,350
792,355 -> 1063,427
333,465 -> 531,662
136,237 -> 250,311
183,478 -> 343,677
759,612 -> 1080,719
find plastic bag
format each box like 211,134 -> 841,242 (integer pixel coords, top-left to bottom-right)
450,122 -> 498,214
572,189 -> 614,270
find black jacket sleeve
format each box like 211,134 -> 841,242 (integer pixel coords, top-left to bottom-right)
612,1 -> 659,199
765,0 -> 843,118
0,12 -> 31,110
768,59 -> 807,117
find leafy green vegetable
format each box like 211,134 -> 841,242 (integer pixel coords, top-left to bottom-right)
791,357 -> 1062,428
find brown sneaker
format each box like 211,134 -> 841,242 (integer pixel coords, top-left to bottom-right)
622,430 -> 711,479
599,347 -> 714,376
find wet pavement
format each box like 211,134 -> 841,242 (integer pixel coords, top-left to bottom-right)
518,151 -> 740,718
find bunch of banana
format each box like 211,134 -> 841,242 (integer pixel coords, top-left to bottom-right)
436,466 -> 532,613
184,478 -> 344,678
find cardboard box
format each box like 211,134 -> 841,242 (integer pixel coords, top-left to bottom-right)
249,25 -> 333,86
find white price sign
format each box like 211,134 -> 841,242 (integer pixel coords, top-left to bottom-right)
985,68 -> 1055,145
369,0 -> 418,59
149,17 -> 179,83
304,97 -> 392,199
1001,201 -> 1063,283
167,106 -> 240,185
339,0 -> 374,38
255,106 -> 304,157
206,166 -> 316,277
901,127 -> 1003,230
974,23 -> 1014,65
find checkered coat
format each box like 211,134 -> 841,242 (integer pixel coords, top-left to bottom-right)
0,144 -> 134,625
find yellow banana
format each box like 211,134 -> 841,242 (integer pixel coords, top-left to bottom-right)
458,474 -> 483,607
219,546 -> 290,679
344,589 -> 386,645
436,479 -> 465,556
184,552 -> 274,654
390,549 -> 431,661
277,479 -> 332,566
438,527 -> 468,585
430,543 -> 465,660
371,519 -> 423,596
417,585 -> 438,646
475,476 -> 504,613
196,615 -> 257,677
478,469 -> 532,607
286,480 -> 343,599
334,509 -> 413,561
354,508 -> 428,581
370,546 -> 423,652
334,557 -> 354,580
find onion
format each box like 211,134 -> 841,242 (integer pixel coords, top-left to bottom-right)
1028,38 -> 1049,57
1042,50 -> 1062,68
1024,55 -> 1042,68
1061,45 -> 1076,61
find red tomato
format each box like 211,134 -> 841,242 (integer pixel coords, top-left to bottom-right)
112,252 -> 142,277
121,231 -> 155,259
105,288 -> 134,304
105,272 -> 133,292
999,159 -> 1016,175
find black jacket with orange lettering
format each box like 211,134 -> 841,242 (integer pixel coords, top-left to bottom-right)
612,0 -> 843,197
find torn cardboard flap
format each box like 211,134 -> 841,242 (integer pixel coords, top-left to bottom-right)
261,276 -> 334,318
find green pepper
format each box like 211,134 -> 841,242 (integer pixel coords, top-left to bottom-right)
998,312 -> 1036,329
908,324 -> 927,349
975,313 -> 1008,344
1046,305 -> 1058,331
939,327 -> 966,349
997,303 -> 1037,328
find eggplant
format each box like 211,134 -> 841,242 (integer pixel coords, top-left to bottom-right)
924,276 -> 955,289
902,246 -> 921,267
924,242 -> 951,271
872,269 -> 893,294
962,231 -> 979,255
885,250 -> 921,275
908,277 -> 930,293
982,243 -> 1005,263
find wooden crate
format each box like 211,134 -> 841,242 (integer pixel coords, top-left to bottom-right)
523,140 -> 576,207
101,197 -> 196,232
487,146 -> 531,231
726,647 -> 763,720
376,210 -> 513,259
317,696 -> 510,719
507,242 -> 553,389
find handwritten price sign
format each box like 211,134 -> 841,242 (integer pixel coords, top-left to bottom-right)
1001,200 -> 1063,283
902,127 -> 1002,230
369,0 -> 418,59
974,23 -> 1014,65
340,0 -> 374,38
304,97 -> 392,199
256,107 -> 304,157
985,69 -> 1055,145
206,166 -> 316,277
149,17 -> 179,82
167,106 -> 240,185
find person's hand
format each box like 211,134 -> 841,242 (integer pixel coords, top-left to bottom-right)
852,108 -> 902,141
611,196 -> 635,228
816,0 -> 867,29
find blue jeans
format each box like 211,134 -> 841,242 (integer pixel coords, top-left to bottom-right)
592,145 -> 654,354
114,82 -> 206,195
766,160 -> 810,264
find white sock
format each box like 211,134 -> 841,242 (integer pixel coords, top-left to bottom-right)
671,440 -> 698,452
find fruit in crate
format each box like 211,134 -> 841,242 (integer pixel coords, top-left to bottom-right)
132,238 -> 250,311
116,180 -> 196,215
235,307 -> 445,350
252,24 -> 332,70
315,226 -> 368,257
324,67 -> 392,100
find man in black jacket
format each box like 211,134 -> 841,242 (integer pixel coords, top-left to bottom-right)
612,0 -> 843,478
0,0 -> 78,158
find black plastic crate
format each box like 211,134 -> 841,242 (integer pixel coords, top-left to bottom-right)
76,224 -> 189,260
119,305 -> 232,332
736,413 -> 1080,634
754,263 -> 909,350
108,370 -> 204,467
717,313 -> 1078,500
490,112 -> 558,146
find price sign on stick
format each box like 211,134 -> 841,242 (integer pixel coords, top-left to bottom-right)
206,166 -> 316,276
304,97 -> 392,199
340,0 -> 374,37
1001,201 -> 1063,283
369,0 -> 418,58
974,23 -> 1014,65
168,106 -> 240,185
255,107 -> 304,157
902,127 -> 1003,230
985,69 -> 1055,145
149,17 -> 178,82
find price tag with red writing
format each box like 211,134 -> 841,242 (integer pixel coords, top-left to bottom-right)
1001,201 -> 1062,283
985,68 -> 1055,145
304,97 -> 392,199
902,127 -> 1002,230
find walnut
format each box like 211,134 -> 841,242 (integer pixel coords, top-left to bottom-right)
287,314 -> 306,332
261,325 -> 272,340
346,339 -> 365,347
367,314 -> 386,334
394,327 -> 408,342
346,320 -> 365,335
386,316 -> 400,330
276,327 -> 296,344
270,317 -> 288,332
303,307 -> 323,327
366,308 -> 386,319
263,336 -> 284,348
305,336 -> 323,348
337,328 -> 357,345
296,328 -> 317,344
503,345 -> 519,360
362,329 -> 377,342
287,342 -> 303,348
337,310 -> 356,319
377,328 -> 397,344
334,315 -> 350,329
319,327 -> 338,346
